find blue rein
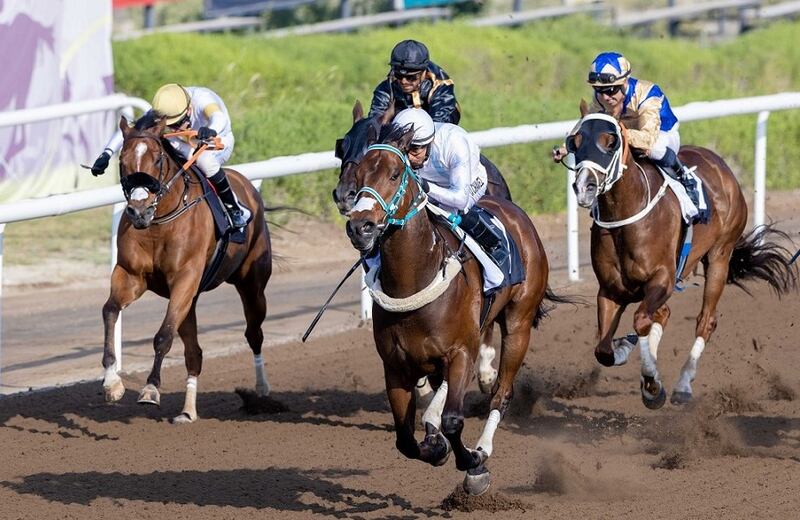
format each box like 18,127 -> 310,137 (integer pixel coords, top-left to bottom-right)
355,144 -> 427,228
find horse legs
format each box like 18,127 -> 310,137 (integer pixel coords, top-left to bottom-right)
672,251 -> 729,404
384,368 -> 421,461
477,325 -> 497,394
634,273 -> 673,410
138,274 -> 199,406
101,266 -> 146,402
173,301 -> 202,423
594,291 -> 629,367
236,276 -> 270,396
441,348 -> 484,472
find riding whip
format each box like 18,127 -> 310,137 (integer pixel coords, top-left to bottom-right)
301,257 -> 364,343
790,248 -> 800,266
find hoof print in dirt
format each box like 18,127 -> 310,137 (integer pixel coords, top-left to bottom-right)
235,388 -> 290,415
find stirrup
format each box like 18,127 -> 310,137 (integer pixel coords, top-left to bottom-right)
225,204 -> 249,229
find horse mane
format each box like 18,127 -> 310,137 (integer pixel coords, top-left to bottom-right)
134,110 -> 163,131
378,122 -> 411,145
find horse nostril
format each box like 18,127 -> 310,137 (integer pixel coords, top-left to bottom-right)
332,189 -> 339,203
361,221 -> 375,235
346,191 -> 356,202
125,206 -> 137,219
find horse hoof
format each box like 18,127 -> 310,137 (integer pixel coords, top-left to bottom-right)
171,412 -> 196,424
640,380 -> 667,410
103,379 -> 126,403
255,384 -> 271,398
670,391 -> 693,405
478,369 -> 497,395
463,465 -> 492,497
420,432 -> 451,467
137,384 -> 160,406
594,349 -> 615,367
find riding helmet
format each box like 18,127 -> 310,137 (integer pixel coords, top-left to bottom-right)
389,40 -> 430,74
152,83 -> 191,125
393,108 -> 435,146
587,52 -> 631,86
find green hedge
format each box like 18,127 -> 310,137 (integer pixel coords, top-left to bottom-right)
113,17 -> 800,218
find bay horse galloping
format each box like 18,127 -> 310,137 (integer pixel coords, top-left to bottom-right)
100,113 -> 273,423
569,103 -> 797,409
346,124 -> 550,495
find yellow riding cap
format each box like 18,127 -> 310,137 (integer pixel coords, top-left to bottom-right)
152,83 -> 191,125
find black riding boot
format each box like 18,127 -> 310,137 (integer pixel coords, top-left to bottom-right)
459,206 -> 508,269
657,149 -> 700,209
209,169 -> 249,229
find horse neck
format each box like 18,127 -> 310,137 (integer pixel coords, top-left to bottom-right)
378,207 -> 445,298
154,154 -> 193,219
596,155 -> 656,223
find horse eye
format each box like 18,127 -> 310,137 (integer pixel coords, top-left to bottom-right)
565,135 -> 578,153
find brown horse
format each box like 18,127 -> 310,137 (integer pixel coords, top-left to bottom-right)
569,105 -> 797,408
346,124 -> 550,495
100,113 -> 273,423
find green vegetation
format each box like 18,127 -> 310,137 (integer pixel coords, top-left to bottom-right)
8,17 -> 798,268
112,17 -> 800,219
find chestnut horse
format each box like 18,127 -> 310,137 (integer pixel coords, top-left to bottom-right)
332,101 -> 512,215
100,113 -> 273,423
333,101 -> 515,397
346,124 -> 549,495
569,105 -> 797,409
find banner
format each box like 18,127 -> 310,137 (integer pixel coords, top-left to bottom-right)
0,0 -> 115,203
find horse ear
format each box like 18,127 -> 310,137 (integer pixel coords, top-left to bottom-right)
396,124 -> 415,152
579,99 -> 589,118
352,100 -> 364,123
154,115 -> 167,134
119,115 -> 130,136
366,121 -> 379,145
379,103 -> 395,126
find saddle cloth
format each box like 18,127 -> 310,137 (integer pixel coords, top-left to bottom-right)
656,166 -> 710,225
189,166 -> 247,244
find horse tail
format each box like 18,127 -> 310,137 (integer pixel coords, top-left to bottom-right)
533,286 -> 584,328
726,224 -> 798,297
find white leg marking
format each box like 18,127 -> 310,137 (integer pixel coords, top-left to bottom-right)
254,353 -> 271,396
675,337 -> 706,394
639,335 -> 660,381
648,323 -> 663,361
476,409 -> 502,457
477,343 -> 498,392
103,366 -> 121,387
179,376 -> 198,421
612,334 -> 636,366
421,380 -> 449,430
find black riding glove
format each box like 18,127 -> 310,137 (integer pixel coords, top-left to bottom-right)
197,127 -> 217,140
91,151 -> 111,176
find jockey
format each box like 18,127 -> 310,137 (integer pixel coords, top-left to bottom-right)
393,108 -> 507,269
553,52 -> 700,209
369,40 -> 461,124
90,83 -> 250,228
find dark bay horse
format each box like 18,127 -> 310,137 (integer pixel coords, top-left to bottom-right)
570,104 -> 797,409
101,113 -> 273,423
333,101 -> 514,398
332,100 -> 512,215
346,124 -> 550,495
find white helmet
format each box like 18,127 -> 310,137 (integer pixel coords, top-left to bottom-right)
393,108 -> 435,146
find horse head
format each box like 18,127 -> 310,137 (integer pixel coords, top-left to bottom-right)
569,101 -> 626,208
333,101 -> 395,215
118,112 -> 171,229
345,121 -> 419,252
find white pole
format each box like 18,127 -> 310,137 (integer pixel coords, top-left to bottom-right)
567,168 -> 580,281
0,224 -> 4,389
110,202 -> 125,372
360,268 -> 372,321
753,111 -> 769,230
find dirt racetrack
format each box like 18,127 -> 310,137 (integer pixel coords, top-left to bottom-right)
1,195 -> 799,519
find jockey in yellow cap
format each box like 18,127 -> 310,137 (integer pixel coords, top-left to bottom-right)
91,83 -> 249,228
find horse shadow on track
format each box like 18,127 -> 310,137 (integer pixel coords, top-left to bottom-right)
0,381 -> 393,438
1,467 -> 440,518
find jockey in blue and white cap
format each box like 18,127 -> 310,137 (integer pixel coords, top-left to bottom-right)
556,51 -> 700,208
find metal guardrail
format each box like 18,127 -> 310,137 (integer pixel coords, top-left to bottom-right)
612,0 -> 759,27
263,7 -> 451,37
114,16 -> 263,41
470,3 -> 606,28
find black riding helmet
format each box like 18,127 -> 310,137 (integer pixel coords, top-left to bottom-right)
390,40 -> 430,74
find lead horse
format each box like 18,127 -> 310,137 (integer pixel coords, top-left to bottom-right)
101,113 -> 273,422
346,123 -> 550,495
570,103 -> 797,408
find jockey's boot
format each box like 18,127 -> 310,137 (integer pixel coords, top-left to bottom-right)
657,149 -> 700,209
459,206 -> 509,269
209,168 -> 250,229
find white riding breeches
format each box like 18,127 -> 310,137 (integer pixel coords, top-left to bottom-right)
170,132 -> 235,178
648,124 -> 680,162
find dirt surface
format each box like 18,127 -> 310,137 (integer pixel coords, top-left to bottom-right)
1,191 -> 799,519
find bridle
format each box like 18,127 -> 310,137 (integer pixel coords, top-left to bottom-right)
572,113 -> 630,195
354,144 -> 429,233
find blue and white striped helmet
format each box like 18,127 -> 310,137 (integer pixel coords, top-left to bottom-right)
588,52 -> 632,86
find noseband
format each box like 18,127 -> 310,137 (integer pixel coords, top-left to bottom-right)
355,144 -> 428,229
574,113 -> 629,194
